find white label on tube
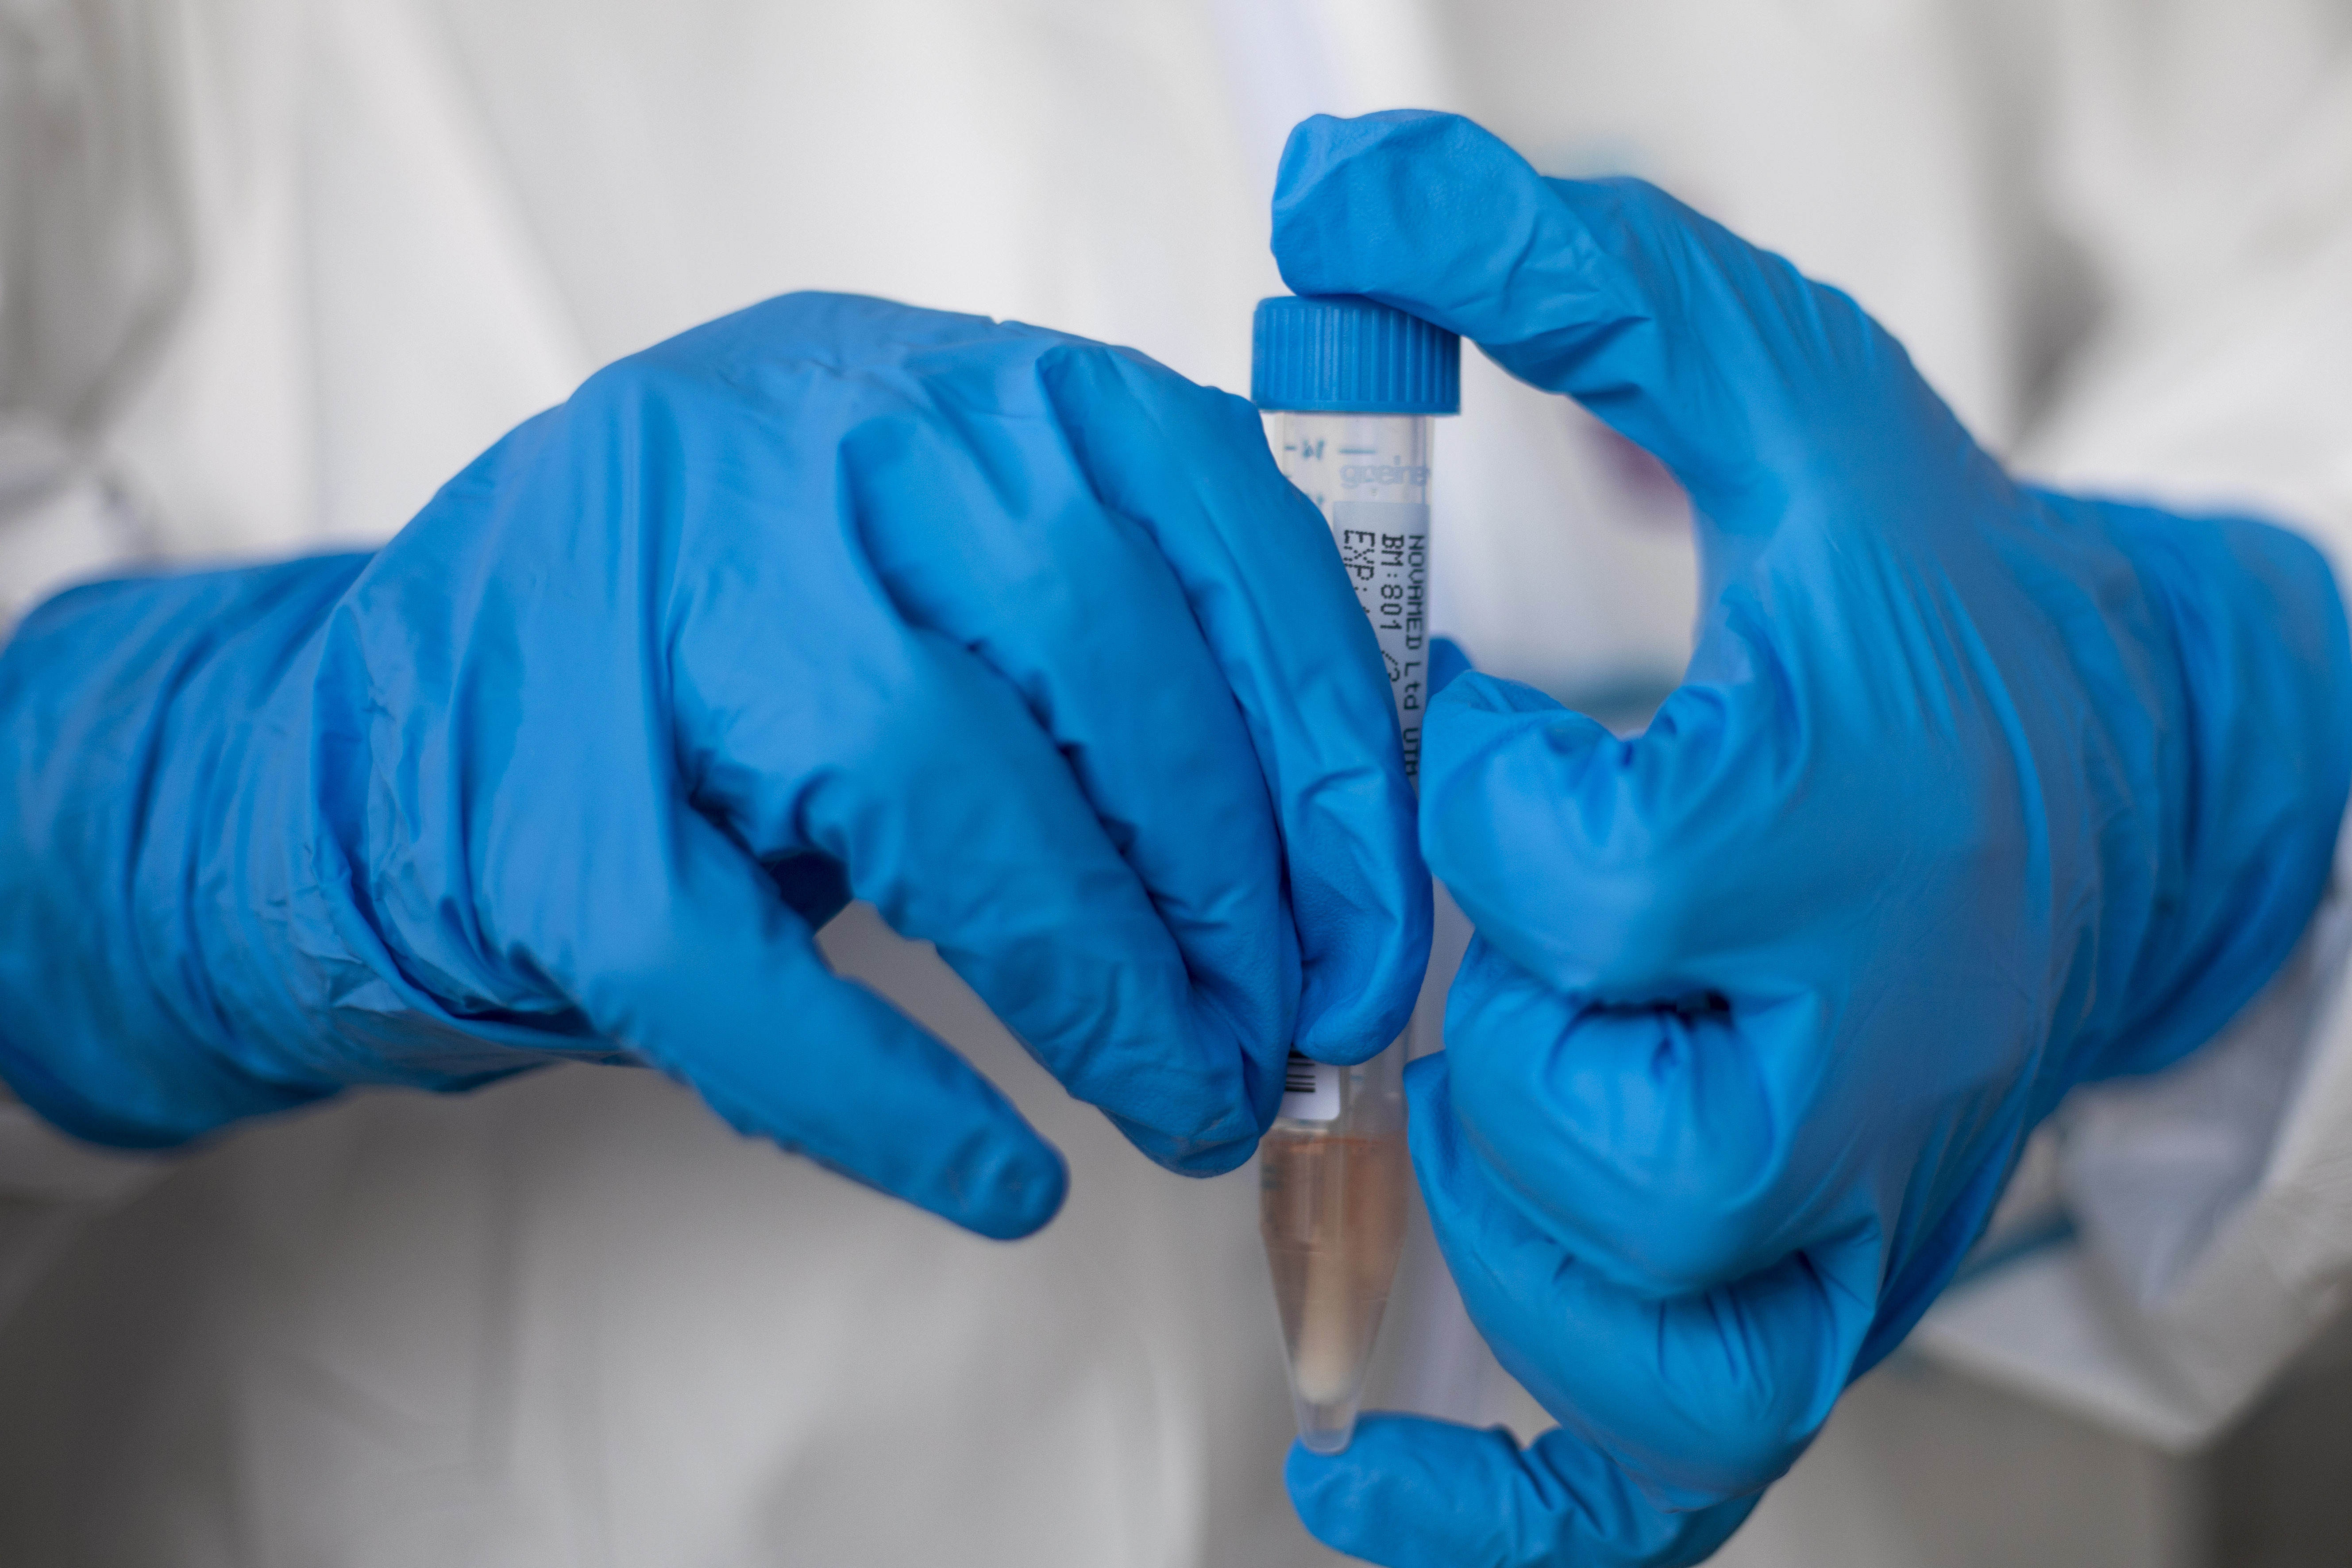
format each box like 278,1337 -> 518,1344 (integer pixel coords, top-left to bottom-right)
1280,1049 -> 1340,1123
1330,499 -> 1430,782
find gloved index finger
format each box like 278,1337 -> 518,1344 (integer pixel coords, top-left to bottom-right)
1269,110 -> 1905,523
1038,343 -> 1430,1066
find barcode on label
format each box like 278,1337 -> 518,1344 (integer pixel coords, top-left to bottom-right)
1279,1048 -> 1340,1123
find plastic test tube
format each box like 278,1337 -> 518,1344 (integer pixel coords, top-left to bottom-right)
1250,294 -> 1461,1455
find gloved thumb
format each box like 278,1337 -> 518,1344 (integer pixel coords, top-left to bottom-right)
1286,1416 -> 1757,1568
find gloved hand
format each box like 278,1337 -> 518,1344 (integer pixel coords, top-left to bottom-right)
1274,111 -> 2352,1563
0,293 -> 1429,1240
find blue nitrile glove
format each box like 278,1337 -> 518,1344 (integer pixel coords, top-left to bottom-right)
0,293 -> 1430,1240
1274,111 -> 2352,1563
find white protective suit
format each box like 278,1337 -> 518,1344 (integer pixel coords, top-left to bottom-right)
4,0 -> 2352,1564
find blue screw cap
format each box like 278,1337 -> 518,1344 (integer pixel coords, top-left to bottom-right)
1251,294 -> 1461,415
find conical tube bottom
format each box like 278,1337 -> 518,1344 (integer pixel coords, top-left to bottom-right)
1292,1390 -> 1366,1456
1260,1125 -> 1409,1454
